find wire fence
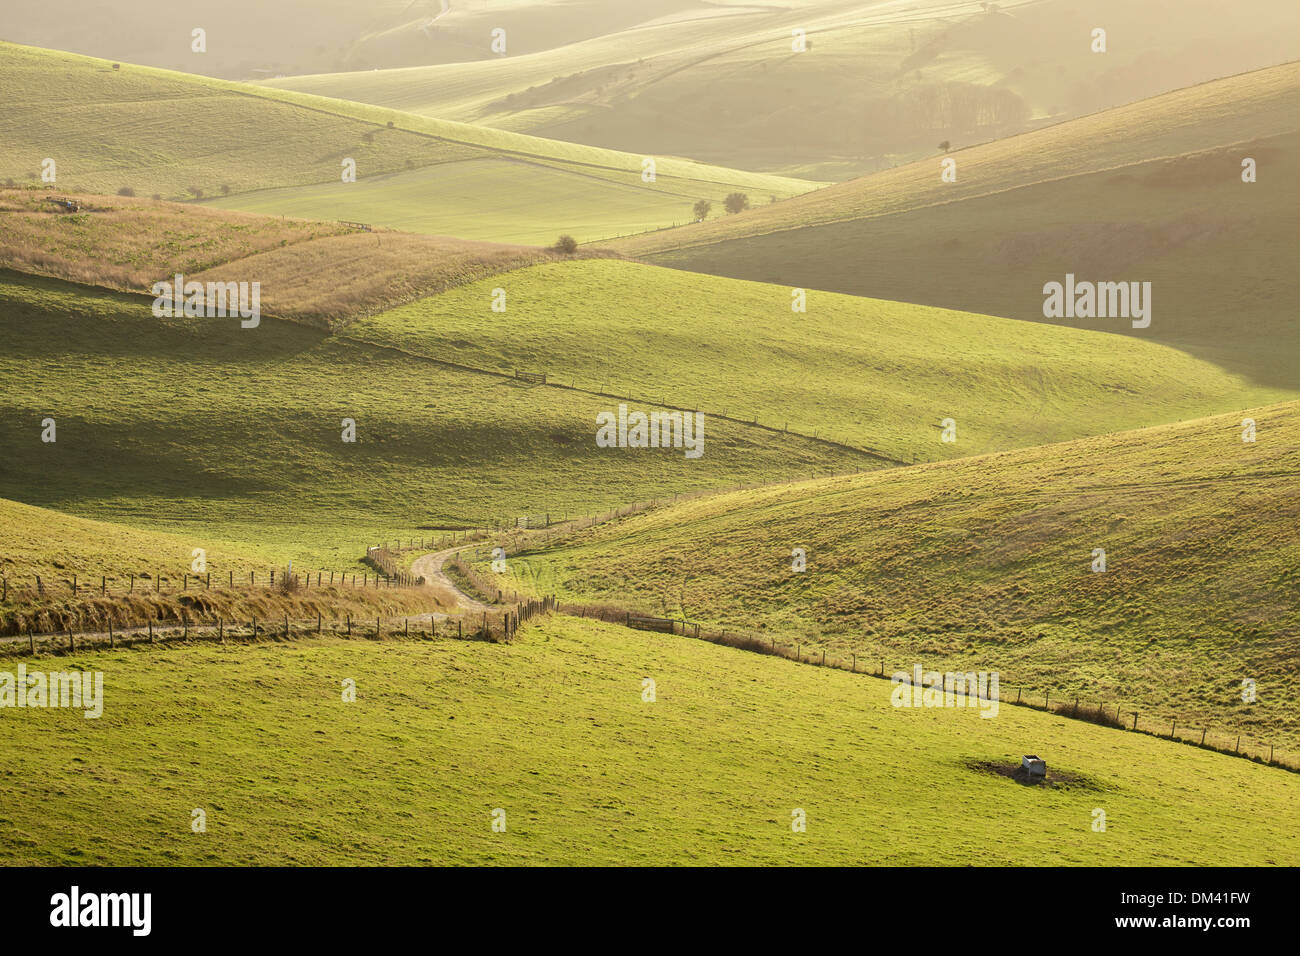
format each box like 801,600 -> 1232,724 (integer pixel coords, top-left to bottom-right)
0,600 -> 558,657
554,602 -> 1298,774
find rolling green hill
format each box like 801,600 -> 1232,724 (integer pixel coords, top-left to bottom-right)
0,496 -> 286,583
0,41 -> 817,244
5,617 -> 1297,865
489,401 -> 1300,750
608,61 -> 1300,390
0,269 -> 870,563
267,0 -> 1300,179
0,495 -> 449,637
348,258 -> 1295,462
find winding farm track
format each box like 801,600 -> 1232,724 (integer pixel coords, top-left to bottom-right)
410,544 -> 492,612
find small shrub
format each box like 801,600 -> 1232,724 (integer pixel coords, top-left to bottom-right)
723,192 -> 749,215
553,234 -> 578,255
117,186 -> 135,197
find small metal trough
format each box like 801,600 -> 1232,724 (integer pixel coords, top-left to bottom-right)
1021,754 -> 1047,777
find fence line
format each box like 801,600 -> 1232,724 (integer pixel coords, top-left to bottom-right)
6,553 -> 1291,773
553,601 -> 1297,774
0,600 -> 560,656
1,566 -> 424,607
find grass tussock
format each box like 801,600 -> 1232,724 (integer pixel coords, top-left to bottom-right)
1050,700 -> 1126,730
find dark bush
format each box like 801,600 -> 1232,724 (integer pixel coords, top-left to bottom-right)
724,192 -> 749,214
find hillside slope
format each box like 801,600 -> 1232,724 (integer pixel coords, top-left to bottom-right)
495,401 -> 1300,749
610,60 -> 1300,388
267,0 -> 1300,179
0,41 -> 817,244
5,618 -> 1297,865
0,269 -> 870,561
0,188 -> 565,328
349,258 -> 1294,462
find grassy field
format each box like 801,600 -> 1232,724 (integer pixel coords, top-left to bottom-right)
636,131 -> 1300,390
0,41 -> 817,245
614,58 -> 1300,256
0,496 -> 293,585
0,188 -> 570,328
350,259 -> 1294,461
0,269 -> 871,564
3,615 -> 1297,865
266,0 -> 1300,179
611,61 -> 1300,390
0,492 -> 450,635
202,156 -> 751,245
487,402 -> 1300,750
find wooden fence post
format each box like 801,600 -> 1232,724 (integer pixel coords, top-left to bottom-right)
148,619 -> 154,643
108,620 -> 114,647
29,626 -> 35,654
